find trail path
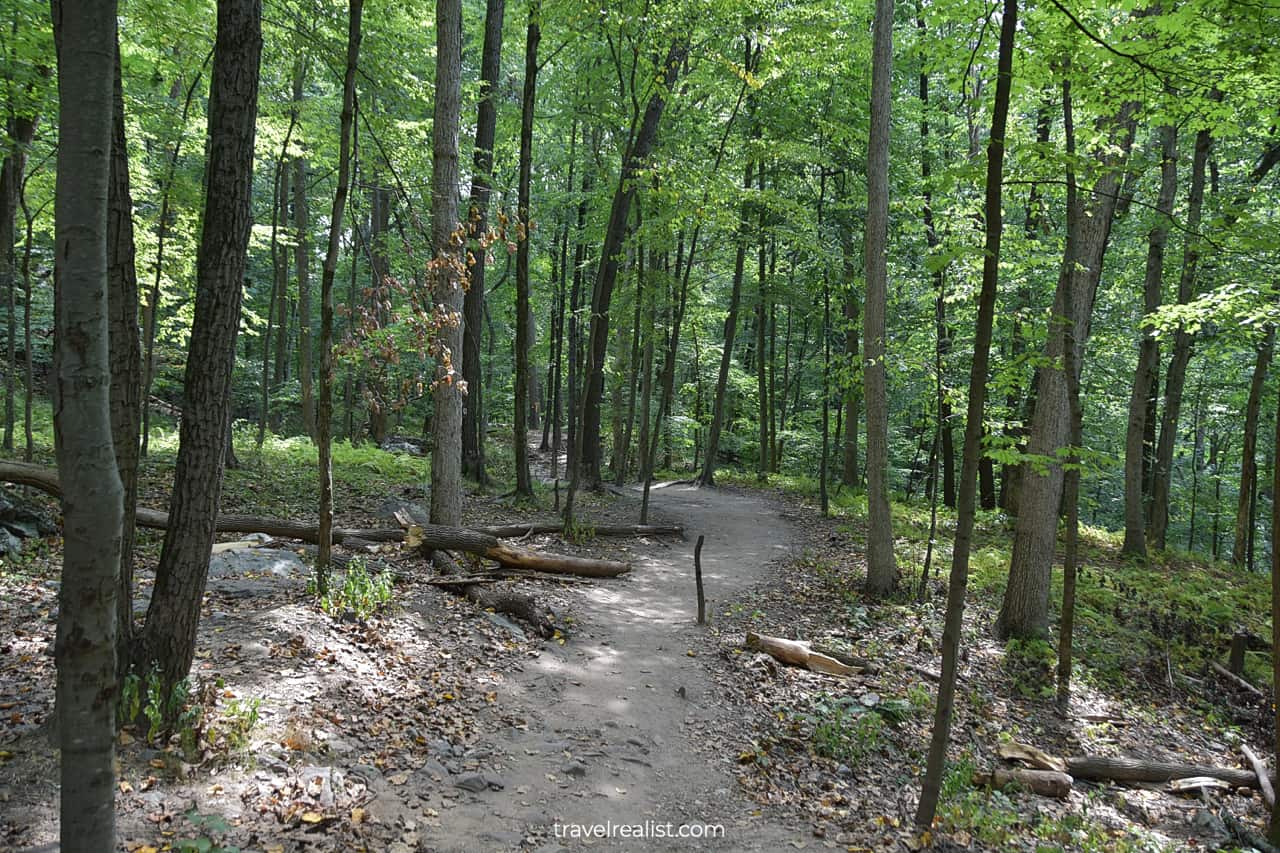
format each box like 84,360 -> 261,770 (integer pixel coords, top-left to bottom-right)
422,482 -> 809,851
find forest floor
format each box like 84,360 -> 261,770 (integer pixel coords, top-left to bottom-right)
0,431 -> 1277,851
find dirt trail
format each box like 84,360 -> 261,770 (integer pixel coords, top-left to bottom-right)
422,483 -> 808,851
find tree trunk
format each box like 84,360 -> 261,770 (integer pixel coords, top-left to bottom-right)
108,37 -> 141,674
2,115 -> 37,452
566,40 -> 686,519
1270,381 -> 1280,844
139,0 -> 262,691
1122,123 -> 1177,558
315,0 -> 362,588
512,0 -> 538,498
841,229 -> 861,487
462,0 -> 503,484
864,0 -> 897,597
1233,330 -> 1274,566
430,0 -> 465,527
51,1 -> 122,847
1148,124 -> 1211,549
756,178 -> 770,481
915,0 -> 1015,827
996,98 -> 1136,640
294,59 -> 314,439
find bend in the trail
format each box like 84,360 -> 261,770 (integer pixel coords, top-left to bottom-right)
419,483 -> 808,852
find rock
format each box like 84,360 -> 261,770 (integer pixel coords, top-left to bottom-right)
1192,808 -> 1229,846
483,773 -> 505,791
455,772 -> 489,793
561,761 -> 588,778
376,497 -> 430,525
417,760 -> 451,782
484,612 -> 527,640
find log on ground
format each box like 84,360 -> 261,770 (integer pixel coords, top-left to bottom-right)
745,632 -> 861,677
1065,755 -> 1258,788
975,767 -> 1072,798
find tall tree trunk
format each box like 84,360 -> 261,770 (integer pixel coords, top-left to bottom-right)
430,0 -> 465,526
294,59 -> 314,439
916,0 -> 1016,827
756,168 -> 770,481
316,0 -> 363,584
1232,329 -> 1274,566
1121,123 -> 1177,558
1269,381 -> 1280,845
2,114 -> 36,451
863,0 -> 897,597
841,228 -> 861,487
139,0 -> 262,690
462,0 -> 504,484
996,97 -> 1136,640
260,115 -> 297,445
513,0 -> 539,498
51,1 -> 122,847
107,35 -> 141,676
566,40 -> 686,519
1148,125 -> 1210,549
618,228 -> 644,484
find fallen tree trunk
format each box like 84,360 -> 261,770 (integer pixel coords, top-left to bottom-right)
975,767 -> 1072,798
1242,744 -> 1276,809
1210,660 -> 1265,698
745,632 -> 862,676
2,461 -> 632,577
475,522 -> 682,538
1065,755 -> 1258,788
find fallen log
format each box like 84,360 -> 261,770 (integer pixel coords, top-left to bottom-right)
974,767 -> 1072,799
744,632 -> 861,677
474,522 -> 683,538
1065,755 -> 1257,789
407,524 -> 630,578
430,551 -> 556,638
1,461 -> 632,577
1242,744 -> 1276,809
1210,660 -> 1265,698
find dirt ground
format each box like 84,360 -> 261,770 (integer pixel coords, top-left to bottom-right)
1,481 -> 815,852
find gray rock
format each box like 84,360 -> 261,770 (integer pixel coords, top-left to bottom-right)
376,498 -> 429,525
561,761 -> 588,778
417,759 -> 451,781
484,612 -> 527,640
454,772 -> 489,793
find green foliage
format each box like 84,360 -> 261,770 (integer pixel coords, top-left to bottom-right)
800,694 -> 889,764
311,557 -> 395,621
120,670 -> 203,755
1002,637 -> 1057,700
176,809 -> 240,853
209,698 -> 261,753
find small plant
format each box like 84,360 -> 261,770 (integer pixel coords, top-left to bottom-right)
176,808 -> 240,853
121,668 -> 203,753
564,519 -> 596,545
312,557 -> 394,620
210,697 -> 261,753
1003,637 -> 1056,699
804,694 -> 884,763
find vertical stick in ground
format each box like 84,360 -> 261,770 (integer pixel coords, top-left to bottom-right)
694,534 -> 706,624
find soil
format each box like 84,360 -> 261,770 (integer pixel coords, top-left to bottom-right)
0,480 -> 813,852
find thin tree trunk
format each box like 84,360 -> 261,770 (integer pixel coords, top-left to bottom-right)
841,229 -> 860,487
462,0 -> 504,484
916,0 -> 1015,826
1121,123 -> 1177,557
51,1 -> 122,847
19,170 -> 36,461
513,0 -> 539,498
1232,329 -> 1274,566
756,169 -> 770,481
1269,381 -> 1280,844
429,0 -> 465,526
294,59 -> 314,439
864,0 -> 897,597
139,0 -> 262,691
316,0 -> 363,585
107,35 -> 141,675
1,115 -> 35,452
566,40 -> 686,519
260,115 -> 297,446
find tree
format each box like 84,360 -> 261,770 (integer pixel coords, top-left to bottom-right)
317,0 -> 364,583
294,59 -> 314,439
1231,328 -> 1273,567
461,0 -> 505,485
139,0 -> 262,690
996,94 -> 1136,639
429,0 -> 464,527
916,0 -> 1016,827
50,0 -> 122,847
512,0 -> 540,498
863,0 -> 896,597
1120,122 -> 1177,558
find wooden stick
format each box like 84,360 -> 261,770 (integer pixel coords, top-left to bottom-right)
1210,660 -> 1265,698
1065,755 -> 1258,788
694,534 -> 706,625
1242,744 -> 1276,809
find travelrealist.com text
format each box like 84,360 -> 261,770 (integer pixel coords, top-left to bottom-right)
552,821 -> 726,840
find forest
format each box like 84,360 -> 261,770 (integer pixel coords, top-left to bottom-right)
4,0 -> 1280,849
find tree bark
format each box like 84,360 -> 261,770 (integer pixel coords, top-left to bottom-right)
1065,755 -> 1258,789
316,0 -> 363,587
429,0 -> 465,526
50,1 -> 122,847
1,116 -> 37,452
1232,329 -> 1274,566
139,0 -> 262,691
863,0 -> 897,597
462,0 -> 504,484
294,59 -> 314,439
1271,380 -> 1280,844
996,99 -> 1136,640
915,0 -> 1015,827
513,1 -> 539,498
108,34 -> 141,674
1121,123 -> 1177,558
